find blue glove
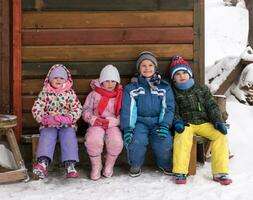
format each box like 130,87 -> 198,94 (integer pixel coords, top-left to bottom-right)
174,120 -> 185,133
124,128 -> 134,144
156,125 -> 170,139
215,122 -> 227,135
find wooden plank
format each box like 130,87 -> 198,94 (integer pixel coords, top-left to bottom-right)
22,44 -> 193,62
0,169 -> 27,183
215,60 -> 246,95
193,0 -> 205,83
22,0 -> 35,11
188,136 -> 197,175
22,60 -> 190,77
158,0 -> 193,10
22,78 -> 131,95
22,27 -> 193,45
22,11 -> 193,29
22,61 -> 137,77
22,0 -> 193,11
0,0 -> 10,113
13,0 -> 22,142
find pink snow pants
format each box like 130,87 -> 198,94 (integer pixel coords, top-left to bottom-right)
85,126 -> 123,157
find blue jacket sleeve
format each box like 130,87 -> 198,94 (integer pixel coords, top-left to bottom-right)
159,83 -> 175,129
120,84 -> 137,131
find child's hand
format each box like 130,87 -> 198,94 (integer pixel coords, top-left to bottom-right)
174,120 -> 185,133
124,128 -> 134,145
156,125 -> 170,139
41,116 -> 60,126
55,114 -> 73,125
215,122 -> 227,135
93,118 -> 109,129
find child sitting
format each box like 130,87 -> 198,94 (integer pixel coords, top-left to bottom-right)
120,51 -> 175,177
169,56 -> 232,185
82,65 -> 123,180
32,64 -> 82,179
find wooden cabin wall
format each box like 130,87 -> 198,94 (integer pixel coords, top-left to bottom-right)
0,0 -> 11,113
21,0 -> 203,134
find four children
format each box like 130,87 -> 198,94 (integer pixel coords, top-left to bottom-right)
31,54 -> 232,185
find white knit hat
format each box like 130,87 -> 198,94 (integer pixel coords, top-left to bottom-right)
99,64 -> 120,84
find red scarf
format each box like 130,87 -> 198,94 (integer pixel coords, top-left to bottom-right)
95,85 -> 123,116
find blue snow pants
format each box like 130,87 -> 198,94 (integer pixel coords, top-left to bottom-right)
125,122 -> 173,169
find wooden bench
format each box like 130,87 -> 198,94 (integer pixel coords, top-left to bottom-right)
0,114 -> 29,183
22,132 -> 206,175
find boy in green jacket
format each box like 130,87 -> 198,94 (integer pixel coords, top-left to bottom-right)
169,56 -> 232,185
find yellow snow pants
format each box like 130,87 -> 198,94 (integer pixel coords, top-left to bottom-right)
173,122 -> 229,175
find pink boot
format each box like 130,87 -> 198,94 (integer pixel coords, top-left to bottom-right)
102,154 -> 118,178
89,155 -> 102,180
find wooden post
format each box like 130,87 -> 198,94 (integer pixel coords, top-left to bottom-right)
32,134 -> 40,163
188,136 -> 197,175
12,0 -> 22,142
193,0 -> 205,84
0,0 -> 10,113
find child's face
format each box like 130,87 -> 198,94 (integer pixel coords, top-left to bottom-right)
101,80 -> 117,91
139,60 -> 155,78
50,77 -> 66,89
174,70 -> 190,83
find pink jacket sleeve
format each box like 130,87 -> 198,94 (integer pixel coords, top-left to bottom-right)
106,116 -> 120,128
82,92 -> 98,126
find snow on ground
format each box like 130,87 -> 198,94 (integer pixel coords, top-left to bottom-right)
1,0 -> 253,199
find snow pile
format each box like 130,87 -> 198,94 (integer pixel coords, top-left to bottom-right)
0,144 -> 17,169
206,56 -> 241,93
205,0 -> 248,68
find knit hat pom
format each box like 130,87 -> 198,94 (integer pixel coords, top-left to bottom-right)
99,64 -> 121,84
169,55 -> 193,79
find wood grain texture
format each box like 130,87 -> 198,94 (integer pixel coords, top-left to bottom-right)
22,11 -> 193,28
0,0 -> 10,113
22,44 -> 193,62
22,78 -> 131,95
22,27 -> 193,45
13,0 -> 22,142
22,0 -> 193,11
22,60 -> 187,77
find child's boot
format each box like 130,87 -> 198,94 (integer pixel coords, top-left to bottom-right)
64,160 -> 80,178
102,154 -> 118,178
89,155 -> 102,180
213,173 -> 232,185
33,157 -> 49,180
175,173 -> 187,184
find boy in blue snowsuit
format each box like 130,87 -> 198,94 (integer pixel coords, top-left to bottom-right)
120,51 -> 175,177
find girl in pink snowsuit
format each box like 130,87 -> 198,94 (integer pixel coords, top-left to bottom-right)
82,65 -> 123,180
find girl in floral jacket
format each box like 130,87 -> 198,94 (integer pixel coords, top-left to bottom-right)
32,64 -> 82,179
82,65 -> 123,180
